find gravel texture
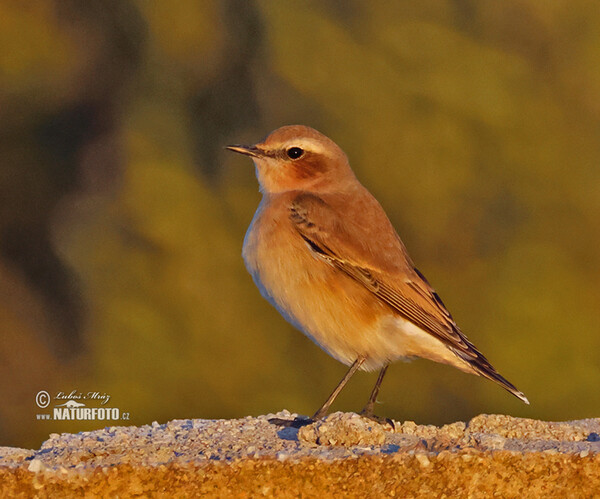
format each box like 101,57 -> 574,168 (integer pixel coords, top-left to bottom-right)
1,411 -> 600,497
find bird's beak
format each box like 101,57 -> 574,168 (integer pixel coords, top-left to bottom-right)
226,145 -> 264,158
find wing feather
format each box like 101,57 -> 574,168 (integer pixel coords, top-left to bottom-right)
290,193 -> 469,354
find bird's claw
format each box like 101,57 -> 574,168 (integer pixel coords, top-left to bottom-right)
268,416 -> 314,428
359,410 -> 395,430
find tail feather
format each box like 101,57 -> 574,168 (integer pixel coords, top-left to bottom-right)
475,364 -> 529,404
453,346 -> 529,404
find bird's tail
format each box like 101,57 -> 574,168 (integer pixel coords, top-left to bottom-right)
475,364 -> 529,404
454,347 -> 529,404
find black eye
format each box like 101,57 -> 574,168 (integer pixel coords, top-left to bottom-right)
286,147 -> 304,160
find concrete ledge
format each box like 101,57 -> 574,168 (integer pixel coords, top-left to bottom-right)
1,412 -> 599,497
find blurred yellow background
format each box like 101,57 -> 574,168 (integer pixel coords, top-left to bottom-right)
1,0 -> 599,449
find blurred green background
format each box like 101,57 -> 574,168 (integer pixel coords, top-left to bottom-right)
2,0 -> 599,449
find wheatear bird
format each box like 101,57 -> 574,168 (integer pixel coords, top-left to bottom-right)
227,125 -> 528,423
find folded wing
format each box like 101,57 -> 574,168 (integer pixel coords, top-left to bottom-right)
290,192 -> 528,404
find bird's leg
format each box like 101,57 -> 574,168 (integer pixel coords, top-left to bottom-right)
361,364 -> 388,416
268,357 -> 365,428
312,357 -> 365,420
360,363 -> 394,428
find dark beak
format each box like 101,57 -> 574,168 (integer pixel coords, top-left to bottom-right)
225,145 -> 263,158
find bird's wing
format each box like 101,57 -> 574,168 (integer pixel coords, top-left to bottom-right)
289,192 -> 522,396
290,192 -> 473,352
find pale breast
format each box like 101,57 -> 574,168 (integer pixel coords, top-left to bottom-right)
241,194 -> 465,373
242,195 -> 391,368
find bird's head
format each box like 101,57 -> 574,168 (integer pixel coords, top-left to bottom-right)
227,125 -> 355,193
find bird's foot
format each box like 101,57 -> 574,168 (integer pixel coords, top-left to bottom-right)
268,415 -> 314,428
359,409 -> 395,430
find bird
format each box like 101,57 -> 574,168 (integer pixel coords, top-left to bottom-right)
226,125 -> 529,425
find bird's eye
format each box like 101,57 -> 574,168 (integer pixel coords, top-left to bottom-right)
286,147 -> 304,160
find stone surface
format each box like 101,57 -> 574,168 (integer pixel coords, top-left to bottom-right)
1,412 -> 600,497
298,412 -> 387,447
